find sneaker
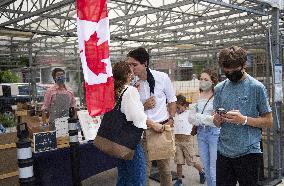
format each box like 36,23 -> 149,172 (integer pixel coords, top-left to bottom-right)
199,171 -> 206,184
173,179 -> 183,186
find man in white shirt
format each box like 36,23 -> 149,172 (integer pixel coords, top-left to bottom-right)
127,47 -> 177,186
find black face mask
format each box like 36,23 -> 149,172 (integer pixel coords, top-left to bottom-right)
225,68 -> 244,83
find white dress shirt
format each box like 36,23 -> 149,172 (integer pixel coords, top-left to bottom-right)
174,110 -> 193,135
138,69 -> 177,122
121,85 -> 147,129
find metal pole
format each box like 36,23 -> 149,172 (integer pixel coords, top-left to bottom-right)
265,32 -> 272,179
271,7 -> 282,179
28,42 -> 36,103
74,43 -> 82,107
77,53 -> 82,107
280,43 -> 284,175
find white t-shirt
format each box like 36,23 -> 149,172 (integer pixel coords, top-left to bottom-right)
174,110 -> 193,135
138,69 -> 177,122
121,85 -> 147,129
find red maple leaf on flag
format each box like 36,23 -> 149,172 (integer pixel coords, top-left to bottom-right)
85,32 -> 109,75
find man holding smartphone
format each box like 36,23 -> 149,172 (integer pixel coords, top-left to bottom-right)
213,46 -> 273,186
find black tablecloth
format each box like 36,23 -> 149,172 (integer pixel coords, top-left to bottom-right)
33,142 -> 117,186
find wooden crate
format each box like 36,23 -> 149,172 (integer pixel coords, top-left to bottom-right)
0,133 -> 70,185
21,116 -> 49,139
15,110 -> 30,117
0,175 -> 19,186
0,132 -> 19,185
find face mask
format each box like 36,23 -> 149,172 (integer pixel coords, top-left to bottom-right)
55,75 -> 65,84
225,68 -> 243,83
199,80 -> 212,91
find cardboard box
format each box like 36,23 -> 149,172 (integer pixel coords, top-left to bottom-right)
15,110 -> 29,116
0,132 -> 18,185
17,103 -> 29,110
21,116 -> 49,138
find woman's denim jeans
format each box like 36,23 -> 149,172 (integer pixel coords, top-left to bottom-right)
116,143 -> 146,186
197,126 -> 220,186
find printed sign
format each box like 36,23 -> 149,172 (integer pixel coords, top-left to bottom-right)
33,131 -> 57,153
77,110 -> 101,141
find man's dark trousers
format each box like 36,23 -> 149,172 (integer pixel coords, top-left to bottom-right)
216,152 -> 261,186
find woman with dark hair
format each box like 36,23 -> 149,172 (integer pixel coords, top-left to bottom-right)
112,61 -> 163,186
188,69 -> 219,186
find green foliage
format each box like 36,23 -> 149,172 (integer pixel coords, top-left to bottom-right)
0,113 -> 16,128
0,70 -> 20,83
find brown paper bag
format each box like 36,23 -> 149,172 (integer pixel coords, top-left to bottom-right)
145,125 -> 175,161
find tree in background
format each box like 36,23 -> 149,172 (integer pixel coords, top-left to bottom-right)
0,70 -> 20,83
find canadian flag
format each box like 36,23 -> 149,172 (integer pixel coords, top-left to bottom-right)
76,0 -> 114,116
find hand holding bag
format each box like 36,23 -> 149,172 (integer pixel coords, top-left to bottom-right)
94,88 -> 144,160
190,125 -> 198,136
145,125 -> 175,161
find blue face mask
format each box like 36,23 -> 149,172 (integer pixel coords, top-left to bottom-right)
55,75 -> 65,84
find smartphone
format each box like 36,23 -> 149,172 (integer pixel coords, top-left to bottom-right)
216,108 -> 227,115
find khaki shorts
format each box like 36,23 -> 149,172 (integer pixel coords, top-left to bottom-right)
174,134 -> 197,166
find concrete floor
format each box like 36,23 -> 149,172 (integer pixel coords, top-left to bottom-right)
82,165 -> 284,186
80,135 -> 284,186
82,136 -> 205,186
82,159 -> 205,186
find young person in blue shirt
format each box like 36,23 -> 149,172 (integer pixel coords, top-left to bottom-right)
213,46 -> 273,186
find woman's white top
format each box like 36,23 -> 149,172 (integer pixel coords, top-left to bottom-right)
120,85 -> 147,129
174,110 -> 193,135
188,98 -> 215,127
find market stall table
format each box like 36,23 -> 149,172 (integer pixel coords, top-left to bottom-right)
33,142 -> 117,186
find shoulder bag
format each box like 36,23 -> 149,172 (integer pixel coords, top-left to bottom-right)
94,88 -> 144,160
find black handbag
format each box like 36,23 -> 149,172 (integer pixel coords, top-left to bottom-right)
94,87 -> 144,160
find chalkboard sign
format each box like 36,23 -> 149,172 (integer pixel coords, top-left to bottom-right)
33,131 -> 57,153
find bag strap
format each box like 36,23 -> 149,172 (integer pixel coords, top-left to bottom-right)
200,80 -> 227,114
115,87 -> 128,109
201,94 -> 213,114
